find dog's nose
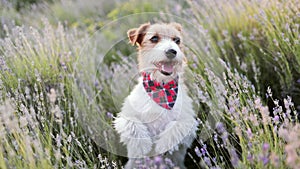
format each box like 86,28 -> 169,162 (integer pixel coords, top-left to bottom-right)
165,49 -> 177,59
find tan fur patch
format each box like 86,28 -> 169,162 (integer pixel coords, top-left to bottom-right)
140,23 -> 183,49
127,23 -> 150,46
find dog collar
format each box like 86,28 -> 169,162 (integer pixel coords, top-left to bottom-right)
142,72 -> 178,110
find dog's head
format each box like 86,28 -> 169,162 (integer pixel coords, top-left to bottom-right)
127,22 -> 186,82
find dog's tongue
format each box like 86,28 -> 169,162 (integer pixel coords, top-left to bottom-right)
161,62 -> 174,73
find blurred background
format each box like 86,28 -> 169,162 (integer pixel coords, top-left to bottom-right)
0,0 -> 299,168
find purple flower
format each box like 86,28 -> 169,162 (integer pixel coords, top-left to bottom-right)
192,63 -> 197,68
144,157 -> 151,166
212,157 -> 217,163
248,142 -> 253,148
230,149 -> 239,167
164,158 -> 174,167
247,128 -> 253,139
262,143 -> 270,152
273,115 -> 279,122
221,132 -> 229,144
201,148 -> 206,155
204,157 -> 212,167
260,156 -> 269,165
216,122 -> 226,134
106,112 -> 114,119
247,153 -> 254,164
154,156 -> 162,165
195,147 -> 201,157
94,80 -> 99,87
214,134 -> 218,143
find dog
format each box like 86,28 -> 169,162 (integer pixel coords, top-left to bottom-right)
114,22 -> 198,169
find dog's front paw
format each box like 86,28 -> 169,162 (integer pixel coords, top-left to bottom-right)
154,120 -> 196,154
155,137 -> 177,154
154,122 -> 178,154
127,137 -> 153,158
155,140 -> 169,154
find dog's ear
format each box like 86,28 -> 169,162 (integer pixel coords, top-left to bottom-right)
127,23 -> 150,46
170,22 -> 182,32
127,28 -> 137,45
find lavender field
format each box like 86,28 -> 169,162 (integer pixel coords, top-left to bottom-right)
0,0 -> 299,168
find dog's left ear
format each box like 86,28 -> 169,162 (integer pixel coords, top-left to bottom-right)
127,23 -> 150,46
170,22 -> 182,32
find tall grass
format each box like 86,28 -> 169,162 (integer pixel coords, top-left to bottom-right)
178,0 -> 299,168
186,0 -> 300,105
0,18 -> 119,168
0,0 -> 299,168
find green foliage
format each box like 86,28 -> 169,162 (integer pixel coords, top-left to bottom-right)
9,0 -> 53,11
107,0 -> 161,20
0,0 -> 299,168
188,0 -> 300,104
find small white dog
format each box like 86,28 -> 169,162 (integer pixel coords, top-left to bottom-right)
114,22 -> 198,169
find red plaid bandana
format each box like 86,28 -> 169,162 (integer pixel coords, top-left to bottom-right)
142,72 -> 178,110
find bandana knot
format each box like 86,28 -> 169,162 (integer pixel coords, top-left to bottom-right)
142,72 -> 178,110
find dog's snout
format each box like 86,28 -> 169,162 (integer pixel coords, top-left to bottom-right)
165,49 -> 177,59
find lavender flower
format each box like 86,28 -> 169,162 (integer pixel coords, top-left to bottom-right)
260,156 -> 269,166
262,143 -> 270,153
247,153 -> 254,163
106,112 -> 114,119
246,128 -> 253,139
273,115 -> 280,123
154,156 -> 163,166
195,146 -> 202,157
216,122 -> 226,134
204,156 -> 212,167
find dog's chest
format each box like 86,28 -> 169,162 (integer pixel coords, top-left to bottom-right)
145,108 -> 176,136
127,79 -> 184,136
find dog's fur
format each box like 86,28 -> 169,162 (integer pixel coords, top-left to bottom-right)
114,23 -> 198,169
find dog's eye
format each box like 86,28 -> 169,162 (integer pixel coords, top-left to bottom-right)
150,36 -> 159,43
173,37 -> 180,45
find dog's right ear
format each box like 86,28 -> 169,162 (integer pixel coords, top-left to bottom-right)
127,28 -> 138,45
127,23 -> 150,46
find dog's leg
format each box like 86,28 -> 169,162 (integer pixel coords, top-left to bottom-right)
114,116 -> 153,168
154,119 -> 196,156
166,144 -> 188,169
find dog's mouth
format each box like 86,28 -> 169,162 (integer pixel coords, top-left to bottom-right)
154,61 -> 178,76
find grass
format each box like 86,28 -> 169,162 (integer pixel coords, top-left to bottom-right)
0,0 -> 299,168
